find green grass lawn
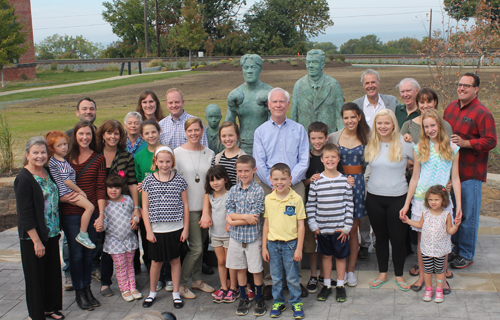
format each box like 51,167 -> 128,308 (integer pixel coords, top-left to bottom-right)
0,71 -> 204,103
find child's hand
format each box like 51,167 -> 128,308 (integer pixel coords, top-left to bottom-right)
399,206 -> 409,221
225,223 -> 231,232
199,214 -> 212,229
147,232 -> 156,243
455,208 -> 463,223
79,191 -> 88,199
60,192 -> 78,204
347,175 -> 355,187
180,229 -> 189,242
310,173 -> 321,182
226,215 -> 234,226
401,215 -> 408,223
137,183 -> 143,193
262,247 -> 270,262
244,214 -> 259,225
454,218 -> 462,227
403,133 -> 413,143
94,216 -> 105,232
130,216 -> 139,230
313,228 -> 321,235
293,249 -> 302,262
335,230 -> 349,243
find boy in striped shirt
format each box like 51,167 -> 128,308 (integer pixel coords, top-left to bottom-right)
306,144 -> 354,303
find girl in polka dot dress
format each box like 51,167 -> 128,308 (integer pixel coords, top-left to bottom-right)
102,173 -> 140,302
401,186 -> 461,303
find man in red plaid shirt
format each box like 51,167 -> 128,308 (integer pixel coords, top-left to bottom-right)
443,73 -> 497,269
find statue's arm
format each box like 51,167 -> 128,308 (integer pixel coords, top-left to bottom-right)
290,86 -> 299,122
225,108 -> 237,123
333,83 -> 345,131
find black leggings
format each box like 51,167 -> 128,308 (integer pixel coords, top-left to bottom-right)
366,193 -> 407,276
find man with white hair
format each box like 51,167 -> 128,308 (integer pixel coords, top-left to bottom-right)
395,78 -> 420,128
352,69 -> 399,128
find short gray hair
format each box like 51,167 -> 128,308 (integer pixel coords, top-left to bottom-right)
361,69 -> 380,83
396,78 -> 420,91
268,87 -> 290,104
124,111 -> 143,125
24,136 -> 47,165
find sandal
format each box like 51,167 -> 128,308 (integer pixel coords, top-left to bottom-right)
45,311 -> 65,320
443,280 -> 451,295
394,280 -> 411,291
446,270 -> 454,279
409,264 -> 419,277
411,283 -> 423,292
369,279 -> 388,289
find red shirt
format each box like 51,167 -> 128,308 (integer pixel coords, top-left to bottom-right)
443,97 -> 497,182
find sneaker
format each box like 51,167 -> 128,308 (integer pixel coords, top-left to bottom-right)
180,285 -> 196,299
317,286 -> 331,301
270,302 -> 286,318
156,281 -> 165,292
450,256 -> 474,269
224,289 -> 238,303
292,302 -> 305,319
306,277 -> 318,293
318,276 -> 324,287
64,274 -> 73,291
212,287 -> 223,298
423,287 -> 433,302
91,269 -> 101,282
300,283 -> 309,297
75,233 -> 96,249
335,286 -> 347,302
346,271 -> 358,287
448,251 -> 458,263
213,289 -> 227,303
236,298 -> 250,316
165,280 -> 173,292
246,287 -> 255,301
358,246 -> 369,259
434,288 -> 444,303
253,298 -> 266,316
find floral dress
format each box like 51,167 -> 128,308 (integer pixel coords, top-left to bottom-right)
33,172 -> 60,238
338,144 -> 367,219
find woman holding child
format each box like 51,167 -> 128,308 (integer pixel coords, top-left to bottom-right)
364,109 -> 414,291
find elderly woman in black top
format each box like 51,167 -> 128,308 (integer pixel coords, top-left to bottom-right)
14,136 -> 64,320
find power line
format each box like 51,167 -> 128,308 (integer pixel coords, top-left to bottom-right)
34,23 -> 108,30
332,11 -> 429,19
33,14 -> 102,20
331,6 -> 441,9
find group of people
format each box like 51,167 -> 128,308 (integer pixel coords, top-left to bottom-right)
15,50 -> 497,320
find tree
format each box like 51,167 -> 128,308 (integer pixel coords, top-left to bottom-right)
169,0 -> 206,65
290,0 -> 333,42
340,34 -> 384,54
444,0 -> 500,21
309,41 -> 338,54
384,37 -> 422,54
198,0 -> 245,41
35,34 -> 104,60
0,0 -> 28,87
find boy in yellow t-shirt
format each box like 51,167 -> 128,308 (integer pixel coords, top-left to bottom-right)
262,163 -> 306,319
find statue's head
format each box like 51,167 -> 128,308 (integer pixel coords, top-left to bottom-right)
205,104 -> 222,129
241,54 -> 263,84
306,49 -> 326,78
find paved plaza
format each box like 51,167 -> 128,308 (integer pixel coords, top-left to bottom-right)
1,216 -> 500,320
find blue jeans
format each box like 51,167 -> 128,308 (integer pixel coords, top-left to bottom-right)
268,239 -> 301,305
62,234 -> 70,275
451,179 -> 482,261
61,214 -> 97,291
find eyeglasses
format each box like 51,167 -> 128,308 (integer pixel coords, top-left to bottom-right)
457,83 -> 475,89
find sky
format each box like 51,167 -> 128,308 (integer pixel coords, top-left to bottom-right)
30,0 -> 452,48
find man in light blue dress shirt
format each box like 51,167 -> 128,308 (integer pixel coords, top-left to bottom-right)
253,87 -> 310,200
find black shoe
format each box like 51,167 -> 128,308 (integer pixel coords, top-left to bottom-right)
83,286 -> 100,307
202,262 -> 214,275
448,251 -> 458,263
299,283 -> 308,297
263,285 -> 273,300
443,281 -> 451,295
306,277 -> 318,293
236,298 -> 250,316
173,297 -> 184,309
358,247 -> 369,259
75,289 -> 93,311
142,296 -> 155,308
253,298 -> 267,316
450,256 -> 473,269
335,286 -> 347,302
318,276 -> 324,287
316,286 -> 331,301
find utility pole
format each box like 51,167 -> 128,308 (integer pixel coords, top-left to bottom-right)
429,8 -> 432,55
155,0 -> 160,57
144,0 -> 149,57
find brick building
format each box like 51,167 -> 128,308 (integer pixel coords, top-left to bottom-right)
3,0 -> 36,81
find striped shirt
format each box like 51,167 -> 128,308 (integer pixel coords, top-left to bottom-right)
212,152 -> 239,186
49,157 -> 77,197
109,150 -> 137,193
306,173 -> 354,235
227,180 -> 264,243
158,111 -> 208,149
60,152 -> 106,216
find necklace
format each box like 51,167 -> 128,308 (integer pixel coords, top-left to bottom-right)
188,147 -> 202,183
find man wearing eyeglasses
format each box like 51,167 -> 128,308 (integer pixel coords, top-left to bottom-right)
443,73 -> 497,269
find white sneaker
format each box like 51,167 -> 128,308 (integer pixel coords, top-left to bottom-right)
346,271 -> 358,287
165,280 -> 173,292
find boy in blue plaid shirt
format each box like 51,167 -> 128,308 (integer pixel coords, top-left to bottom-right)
226,155 -> 266,317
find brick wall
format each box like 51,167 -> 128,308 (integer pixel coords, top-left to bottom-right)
3,0 -> 36,81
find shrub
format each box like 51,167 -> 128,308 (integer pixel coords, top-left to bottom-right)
177,58 -> 187,69
148,59 -> 166,68
62,65 -> 72,72
200,60 -> 208,66
50,63 -> 58,71
104,64 -> 120,71
328,54 -> 335,61
211,62 -> 218,67
220,60 -> 228,64
21,73 -> 28,80
278,58 -> 283,62
325,57 -> 330,63
264,59 -> 269,62
270,60 -> 276,64
232,62 -> 239,67
197,64 -> 205,68
228,58 -> 233,61
291,61 -> 298,66
285,58 -> 291,63
192,61 -> 200,68
334,54 -> 346,63
0,115 -> 14,174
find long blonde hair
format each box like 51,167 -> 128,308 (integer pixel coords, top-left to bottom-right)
417,109 -> 454,163
365,109 -> 403,163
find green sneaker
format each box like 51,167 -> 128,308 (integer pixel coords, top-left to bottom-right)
335,286 -> 347,302
270,302 -> 286,318
316,286 -> 331,301
292,302 -> 305,319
